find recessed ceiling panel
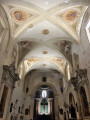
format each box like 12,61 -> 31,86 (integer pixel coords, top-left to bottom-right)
19,20 -> 70,41
24,45 -> 64,59
22,0 -> 64,10
30,61 -> 60,71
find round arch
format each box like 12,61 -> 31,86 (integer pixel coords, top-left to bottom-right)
28,82 -> 59,96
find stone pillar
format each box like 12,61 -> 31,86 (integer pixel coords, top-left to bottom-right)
7,87 -> 15,120
75,90 -> 83,119
38,99 -> 41,114
0,84 -> 4,102
54,94 -> 59,120
0,63 -> 19,120
47,99 -> 50,114
50,99 -> 52,114
3,87 -> 13,120
84,84 -> 90,113
0,19 -> 9,87
36,100 -> 38,115
0,65 -> 3,89
30,95 -> 34,120
77,90 -> 84,119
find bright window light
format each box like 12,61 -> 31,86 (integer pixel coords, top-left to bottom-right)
86,19 -> 90,43
42,90 -> 47,98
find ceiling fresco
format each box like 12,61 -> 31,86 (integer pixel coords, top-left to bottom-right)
62,9 -> 80,24
2,5 -> 40,37
1,2 -> 88,42
18,57 -> 67,79
57,6 -> 88,39
10,8 -> 31,24
0,0 -> 89,80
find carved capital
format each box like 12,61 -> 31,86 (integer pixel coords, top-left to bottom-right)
70,77 -> 80,91
71,77 -> 78,87
71,68 -> 88,91
2,63 -> 20,87
76,68 -> 88,81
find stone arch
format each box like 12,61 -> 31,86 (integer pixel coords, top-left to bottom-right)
0,6 -> 9,48
28,82 -> 59,97
80,6 -> 90,46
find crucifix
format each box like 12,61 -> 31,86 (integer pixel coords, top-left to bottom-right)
43,101 -> 45,113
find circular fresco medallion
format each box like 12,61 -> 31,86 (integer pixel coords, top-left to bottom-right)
14,10 -> 25,21
63,9 -> 80,23
42,29 -> 49,35
42,51 -> 48,54
11,9 -> 30,24
43,64 -> 46,66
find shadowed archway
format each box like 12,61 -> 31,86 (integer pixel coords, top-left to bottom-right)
33,85 -> 55,120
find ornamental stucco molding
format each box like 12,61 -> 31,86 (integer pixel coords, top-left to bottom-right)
70,68 -> 88,91
2,63 -> 20,88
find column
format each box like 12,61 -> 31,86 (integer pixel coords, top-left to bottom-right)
30,95 -> 34,120
0,64 -> 19,120
48,99 -> 50,114
38,99 -> 41,114
75,90 -> 82,119
0,27 -> 9,88
0,84 -> 4,102
50,100 -> 52,114
77,91 -> 83,118
84,84 -> 90,113
3,87 -> 12,120
54,94 -> 59,120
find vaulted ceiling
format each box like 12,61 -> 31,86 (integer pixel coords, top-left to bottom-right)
0,0 -> 90,80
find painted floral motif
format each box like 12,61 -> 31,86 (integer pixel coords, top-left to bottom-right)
42,51 -> 48,54
42,29 -> 49,35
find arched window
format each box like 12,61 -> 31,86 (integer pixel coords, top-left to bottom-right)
42,90 -> 47,98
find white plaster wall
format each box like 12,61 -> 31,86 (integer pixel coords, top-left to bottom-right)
26,72 -> 61,95
24,96 -> 31,120
7,82 -> 25,120
71,7 -> 90,92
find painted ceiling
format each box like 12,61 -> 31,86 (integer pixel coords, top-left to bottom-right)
22,0 -> 66,10
0,0 -> 89,79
